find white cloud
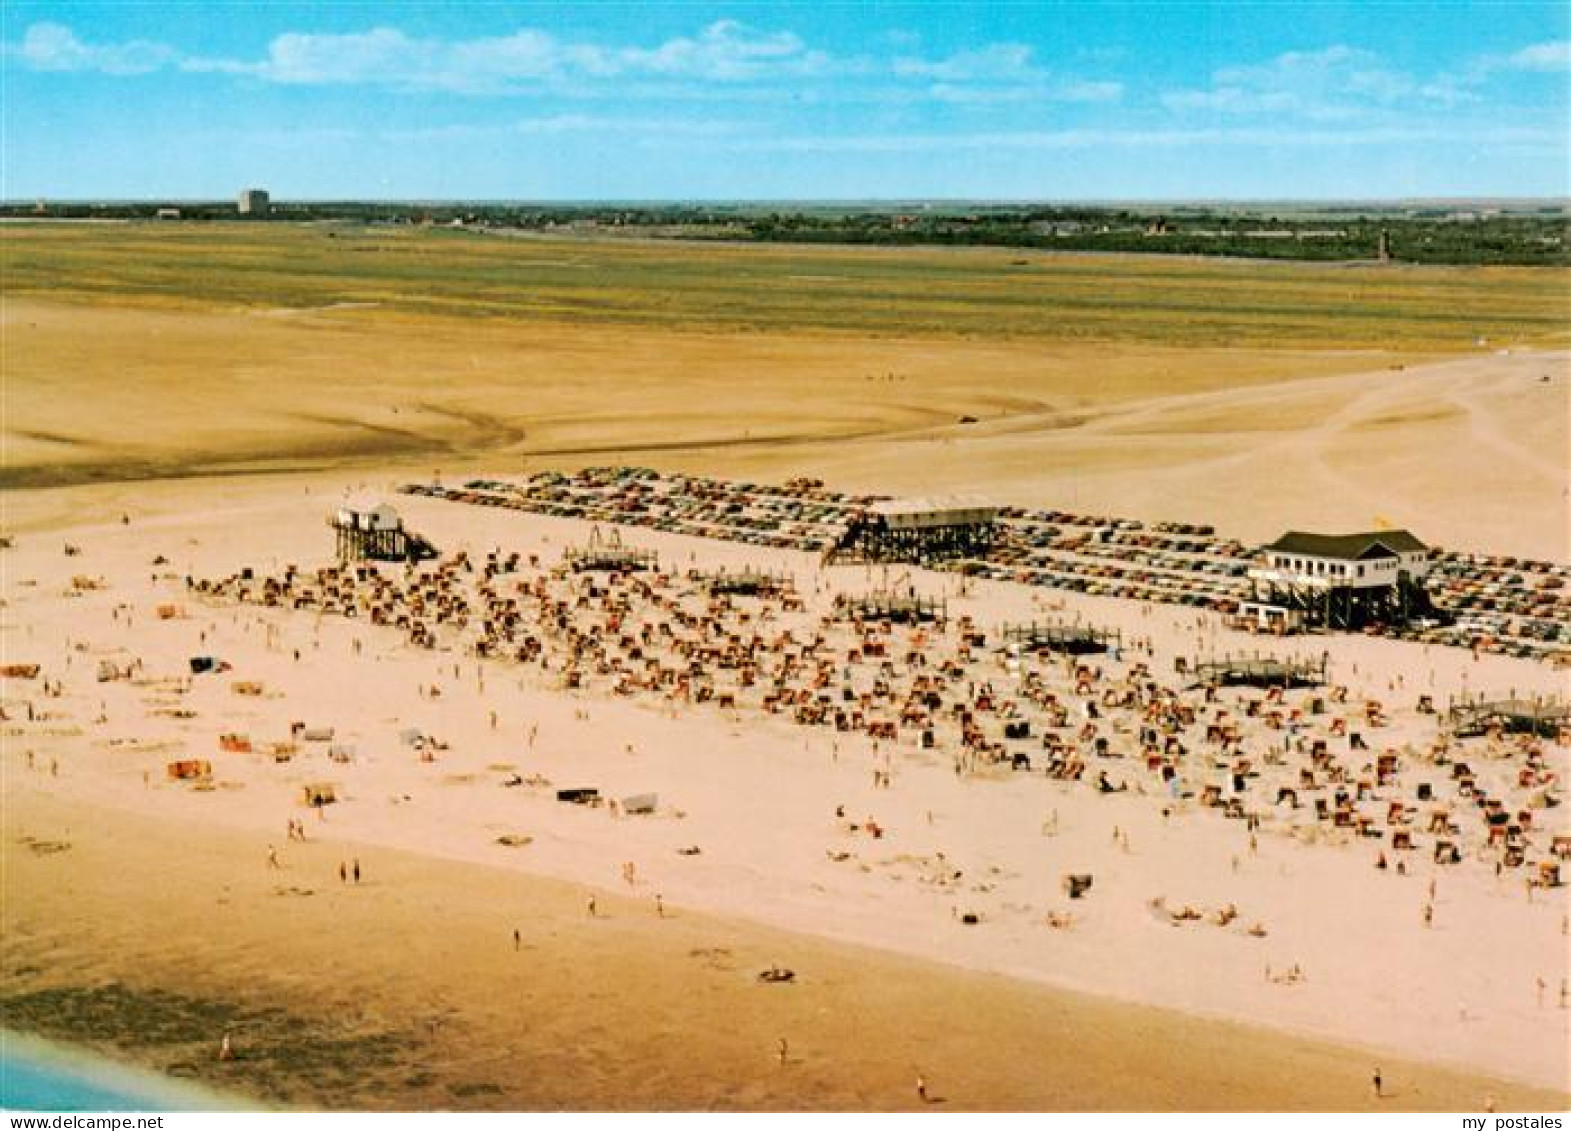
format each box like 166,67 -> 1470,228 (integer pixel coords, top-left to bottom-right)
178,20 -> 830,92
1163,44 -> 1488,120
1497,40 -> 1570,73
1056,80 -> 1124,103
893,43 -> 1039,82
618,19 -> 826,81
258,28 -> 434,85
15,21 -> 172,75
926,78 -> 1122,105
7,19 -> 1117,105
380,114 -> 747,143
1167,40 -> 1564,121
1167,45 -> 1398,118
735,124 -> 1565,154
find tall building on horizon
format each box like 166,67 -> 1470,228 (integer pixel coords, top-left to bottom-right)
238,188 -> 271,217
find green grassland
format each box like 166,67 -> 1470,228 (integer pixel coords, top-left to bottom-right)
4,222 -> 1567,349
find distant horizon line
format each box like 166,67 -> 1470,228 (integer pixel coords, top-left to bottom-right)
6,195 -> 1569,208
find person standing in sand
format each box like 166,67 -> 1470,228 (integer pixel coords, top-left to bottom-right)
777,1038 -> 788,1066
1372,1068 -> 1383,1099
916,1073 -> 928,1103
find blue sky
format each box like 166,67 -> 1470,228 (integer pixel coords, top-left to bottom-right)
3,1 -> 1567,200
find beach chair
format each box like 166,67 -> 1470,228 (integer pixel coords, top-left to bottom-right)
1063,874 -> 1094,899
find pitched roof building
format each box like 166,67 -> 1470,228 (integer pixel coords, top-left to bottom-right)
1264,530 -> 1427,560
1243,528 -> 1435,631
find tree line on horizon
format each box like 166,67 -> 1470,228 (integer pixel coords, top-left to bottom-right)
4,199 -> 1566,265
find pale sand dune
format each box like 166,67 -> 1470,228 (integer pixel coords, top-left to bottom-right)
5,299 -> 1562,557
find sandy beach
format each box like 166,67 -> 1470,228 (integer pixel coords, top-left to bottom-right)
6,0 -> 1571,1111
2,466 -> 1567,1109
4,229 -> 1569,1110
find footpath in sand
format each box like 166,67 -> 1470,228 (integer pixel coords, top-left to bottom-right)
2,481 -> 1567,1109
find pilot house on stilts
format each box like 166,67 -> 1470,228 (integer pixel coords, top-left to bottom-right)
330,497 -> 437,563
1244,529 -> 1437,632
824,498 -> 998,566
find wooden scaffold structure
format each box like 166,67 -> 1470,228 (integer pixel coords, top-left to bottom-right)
1446,693 -> 1571,738
1000,620 -> 1122,656
690,567 -> 794,597
1187,651 -> 1329,689
833,589 -> 947,625
563,526 -> 658,573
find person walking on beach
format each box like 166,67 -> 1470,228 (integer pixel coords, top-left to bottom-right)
655,893 -> 664,918
267,845 -> 280,870
352,859 -> 361,884
777,1038 -> 788,1066
1372,1067 -> 1383,1100
587,895 -> 597,918
916,1074 -> 928,1103
513,928 -> 521,951
339,861 -> 347,883
218,1031 -> 233,1062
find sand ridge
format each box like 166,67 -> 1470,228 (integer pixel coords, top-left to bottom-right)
5,299 -> 1564,558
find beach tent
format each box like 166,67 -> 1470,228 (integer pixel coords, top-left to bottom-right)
218,733 -> 252,753
621,793 -> 658,815
166,759 -> 212,781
